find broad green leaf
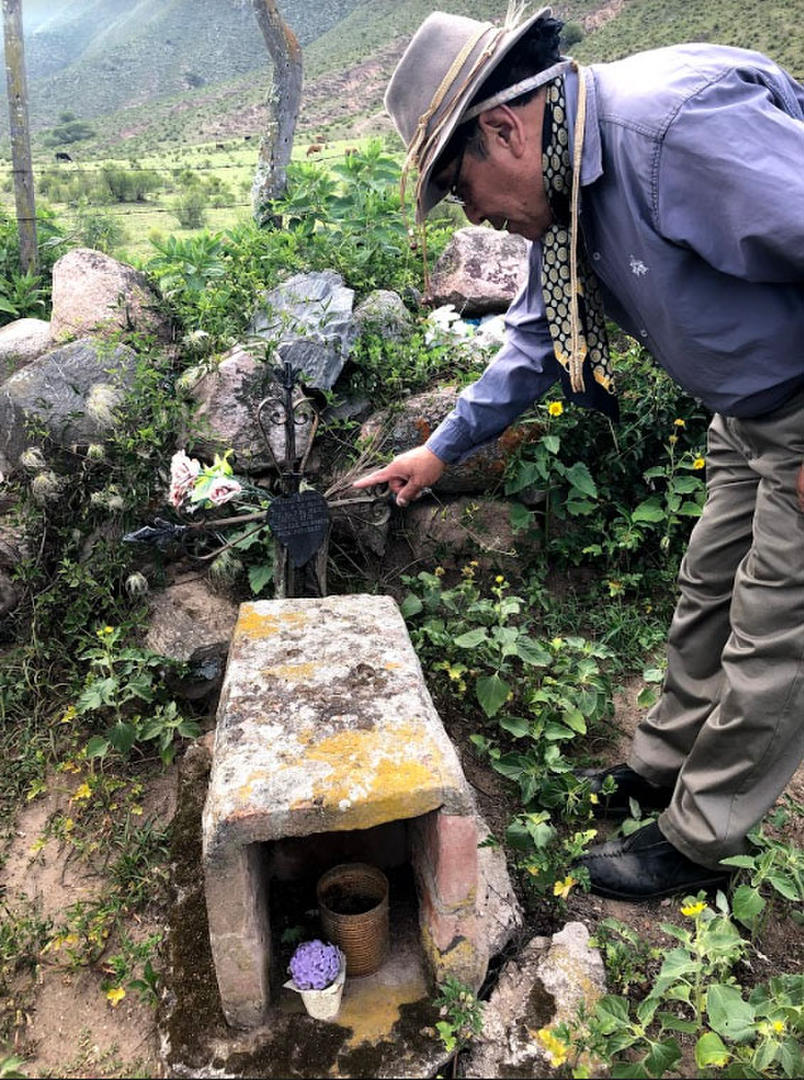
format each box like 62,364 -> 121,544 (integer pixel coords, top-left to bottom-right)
731,883 -> 765,928
543,721 -> 575,741
678,500 -> 703,516
542,434 -> 560,453
509,501 -> 534,530
636,995 -> 660,1026
780,1036 -> 804,1078
248,562 -> 274,596
672,475 -> 703,493
108,720 -> 137,756
564,461 -> 598,498
657,1012 -> 698,1034
476,674 -> 510,717
514,639 -> 551,666
644,1037 -> 681,1077
454,628 -> 489,648
720,854 -> 757,869
768,872 -> 801,901
562,708 -> 587,734
707,983 -> 755,1041
637,687 -> 658,708
399,593 -> 423,618
695,1031 -> 730,1069
85,736 -> 110,759
632,498 -> 665,523
499,715 -> 530,738
491,752 -> 529,780
76,677 -> 118,713
610,1062 -> 649,1079
594,995 -> 631,1034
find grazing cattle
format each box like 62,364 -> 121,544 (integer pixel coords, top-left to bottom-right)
55,151 -> 72,162
216,143 -> 225,150
243,134 -> 252,141
306,143 -> 323,156
344,147 -> 359,157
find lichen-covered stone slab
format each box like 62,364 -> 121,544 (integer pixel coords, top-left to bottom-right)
204,595 -> 473,860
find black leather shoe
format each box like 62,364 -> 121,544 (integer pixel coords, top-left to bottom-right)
577,763 -> 674,819
576,821 -> 731,900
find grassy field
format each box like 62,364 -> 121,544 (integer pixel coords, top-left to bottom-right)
0,136 -> 372,264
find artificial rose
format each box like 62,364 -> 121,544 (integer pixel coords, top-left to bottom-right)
204,476 -> 242,506
169,450 -> 201,508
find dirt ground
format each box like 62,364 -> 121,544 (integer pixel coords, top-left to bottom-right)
2,682 -> 802,1078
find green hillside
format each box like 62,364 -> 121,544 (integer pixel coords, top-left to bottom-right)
572,0 -> 804,78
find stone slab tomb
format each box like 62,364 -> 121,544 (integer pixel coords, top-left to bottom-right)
203,595 -> 501,1029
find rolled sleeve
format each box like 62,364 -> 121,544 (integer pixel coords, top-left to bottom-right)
426,245 -> 559,464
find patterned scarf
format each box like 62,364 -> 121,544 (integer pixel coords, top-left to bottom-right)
540,76 -> 618,419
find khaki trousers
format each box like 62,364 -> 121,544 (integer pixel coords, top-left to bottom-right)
628,389 -> 804,870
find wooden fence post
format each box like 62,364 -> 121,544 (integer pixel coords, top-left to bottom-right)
2,0 -> 37,275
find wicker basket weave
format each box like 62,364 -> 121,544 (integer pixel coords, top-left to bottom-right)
317,863 -> 389,977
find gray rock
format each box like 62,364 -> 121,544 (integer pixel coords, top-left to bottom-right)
144,578 -> 239,663
50,247 -> 171,343
188,344 -> 317,474
465,922 -> 607,1078
248,270 -> 357,390
0,318 -> 52,379
428,226 -> 530,316
0,338 -> 139,471
361,386 -> 547,496
354,289 -> 415,343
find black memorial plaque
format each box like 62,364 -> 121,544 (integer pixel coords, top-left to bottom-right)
267,490 -> 330,567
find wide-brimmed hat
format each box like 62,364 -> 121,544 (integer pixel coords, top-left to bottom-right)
385,5 -> 552,222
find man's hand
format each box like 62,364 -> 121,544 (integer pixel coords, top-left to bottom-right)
353,446 -> 446,507
798,463 -> 804,512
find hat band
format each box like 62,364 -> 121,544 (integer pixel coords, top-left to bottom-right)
462,58 -> 574,121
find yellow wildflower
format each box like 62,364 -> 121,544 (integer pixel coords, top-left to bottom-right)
434,566 -> 445,577
680,900 -> 707,917
668,434 -> 678,445
536,1026 -> 568,1067
59,705 -> 77,724
692,457 -> 705,470
130,805 -> 144,816
674,418 -> 686,427
547,401 -> 564,417
772,1020 -> 785,1034
63,817 -> 75,832
72,782 -> 92,801
495,575 -> 505,584
589,793 -> 599,805
106,986 -> 126,1008
553,875 -> 577,900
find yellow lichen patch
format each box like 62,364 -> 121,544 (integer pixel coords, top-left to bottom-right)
337,977 -> 427,1047
383,661 -> 402,670
236,769 -> 269,802
235,605 -> 309,639
304,728 -> 445,829
262,662 -> 318,682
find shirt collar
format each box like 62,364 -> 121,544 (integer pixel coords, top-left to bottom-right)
565,64 -> 603,187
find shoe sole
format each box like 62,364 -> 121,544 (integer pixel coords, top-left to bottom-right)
588,873 -> 730,902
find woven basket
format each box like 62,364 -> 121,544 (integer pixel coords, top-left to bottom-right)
317,863 -> 389,977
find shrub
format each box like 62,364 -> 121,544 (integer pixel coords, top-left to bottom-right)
172,189 -> 208,229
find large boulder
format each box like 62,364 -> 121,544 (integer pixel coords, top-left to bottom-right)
0,318 -> 52,378
361,386 -> 545,496
428,226 -> 530,316
0,338 -> 139,472
186,345 -> 317,474
247,270 -> 357,390
50,248 -> 171,343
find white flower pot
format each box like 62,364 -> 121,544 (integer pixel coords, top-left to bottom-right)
285,958 -> 346,1020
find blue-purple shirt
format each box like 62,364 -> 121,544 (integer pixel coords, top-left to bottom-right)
427,43 -> 804,465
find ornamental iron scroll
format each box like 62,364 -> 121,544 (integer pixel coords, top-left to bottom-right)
124,350 -> 391,599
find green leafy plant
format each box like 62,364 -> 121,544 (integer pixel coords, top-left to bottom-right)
721,826 -> 804,934
433,976 -> 484,1056
77,625 -> 199,764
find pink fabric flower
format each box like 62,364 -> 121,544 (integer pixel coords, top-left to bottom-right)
205,476 -> 242,506
169,450 -> 200,509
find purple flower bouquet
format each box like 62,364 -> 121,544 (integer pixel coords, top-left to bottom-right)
288,940 -> 344,991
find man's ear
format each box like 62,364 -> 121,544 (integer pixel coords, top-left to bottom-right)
477,104 -> 527,157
